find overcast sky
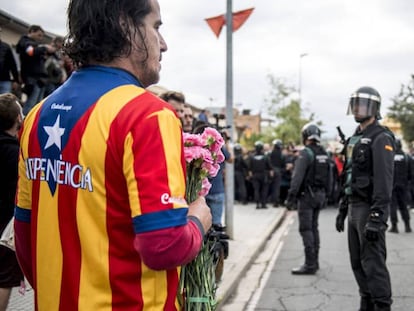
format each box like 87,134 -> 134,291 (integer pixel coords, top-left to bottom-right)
2,0 -> 414,138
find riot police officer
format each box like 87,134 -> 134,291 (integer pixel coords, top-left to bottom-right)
248,141 -> 272,209
269,139 -> 286,207
286,123 -> 330,275
234,143 -> 248,204
389,138 -> 412,233
336,86 -> 394,311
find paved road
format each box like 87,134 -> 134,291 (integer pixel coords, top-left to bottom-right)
223,207 -> 414,311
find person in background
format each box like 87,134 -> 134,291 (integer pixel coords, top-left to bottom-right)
280,146 -> 296,206
159,90 -> 185,120
286,123 -> 330,275
44,36 -> 67,96
336,86 -> 394,311
16,25 -> 55,115
234,143 -> 248,205
198,109 -> 209,123
0,28 -> 20,95
0,93 -> 24,311
389,138 -> 411,233
248,141 -> 272,209
14,1 -> 212,310
268,139 -> 285,207
182,104 -> 194,133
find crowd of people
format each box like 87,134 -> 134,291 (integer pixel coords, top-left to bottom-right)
0,25 -> 73,116
0,1 -> 413,311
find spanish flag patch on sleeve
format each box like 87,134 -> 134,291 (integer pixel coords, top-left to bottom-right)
385,145 -> 393,151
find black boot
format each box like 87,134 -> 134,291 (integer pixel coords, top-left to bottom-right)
374,302 -> 390,311
359,295 -> 375,311
388,223 -> 399,233
292,248 -> 317,275
405,221 -> 412,233
291,264 -> 317,275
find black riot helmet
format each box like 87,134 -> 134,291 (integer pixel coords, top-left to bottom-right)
234,143 -> 242,154
347,86 -> 381,123
272,139 -> 283,149
254,140 -> 264,153
301,123 -> 321,144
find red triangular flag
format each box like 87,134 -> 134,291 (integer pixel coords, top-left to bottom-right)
232,8 -> 254,32
205,14 -> 226,38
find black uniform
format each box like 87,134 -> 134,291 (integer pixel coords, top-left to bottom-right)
287,142 -> 329,272
248,150 -> 272,209
234,150 -> 248,204
390,147 -> 411,232
341,121 -> 394,309
268,146 -> 285,206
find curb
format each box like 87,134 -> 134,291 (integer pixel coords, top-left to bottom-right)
215,207 -> 288,309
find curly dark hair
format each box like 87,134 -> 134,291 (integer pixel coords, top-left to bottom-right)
64,0 -> 152,67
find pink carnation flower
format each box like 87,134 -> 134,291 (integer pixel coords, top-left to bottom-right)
201,127 -> 225,153
199,178 -> 212,197
183,132 -> 206,147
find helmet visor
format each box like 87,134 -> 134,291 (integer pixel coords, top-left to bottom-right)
347,94 -> 379,119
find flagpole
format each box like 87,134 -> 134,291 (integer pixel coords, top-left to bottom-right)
225,0 -> 234,239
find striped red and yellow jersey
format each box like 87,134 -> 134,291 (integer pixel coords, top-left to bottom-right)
15,66 -> 200,310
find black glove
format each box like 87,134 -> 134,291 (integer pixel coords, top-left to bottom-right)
335,212 -> 346,232
285,193 -> 296,210
364,212 -> 385,242
335,198 -> 348,232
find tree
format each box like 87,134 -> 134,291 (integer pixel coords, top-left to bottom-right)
387,75 -> 414,143
263,74 -> 315,145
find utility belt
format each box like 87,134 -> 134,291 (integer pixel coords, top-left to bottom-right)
300,185 -> 326,198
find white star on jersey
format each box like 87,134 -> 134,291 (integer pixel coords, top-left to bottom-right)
44,115 -> 65,150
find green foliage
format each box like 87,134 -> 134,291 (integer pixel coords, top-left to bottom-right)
264,74 -> 315,145
239,132 -> 265,150
387,75 -> 414,143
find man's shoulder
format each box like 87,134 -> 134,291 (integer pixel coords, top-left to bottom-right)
0,40 -> 11,49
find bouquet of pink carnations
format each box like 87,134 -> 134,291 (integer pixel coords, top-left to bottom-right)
178,127 -> 225,311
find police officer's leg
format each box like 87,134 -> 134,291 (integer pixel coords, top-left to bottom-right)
397,186 -> 411,232
292,194 -> 317,274
260,176 -> 269,208
389,189 -> 399,233
273,171 -> 282,207
354,203 -> 392,309
237,172 -> 247,204
348,203 -> 374,310
251,176 -> 261,208
312,191 -> 325,269
361,229 -> 392,309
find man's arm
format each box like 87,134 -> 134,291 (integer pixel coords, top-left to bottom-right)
14,209 -> 33,286
288,149 -> 310,197
371,132 -> 394,217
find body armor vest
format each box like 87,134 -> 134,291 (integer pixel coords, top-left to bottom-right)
303,144 -> 330,191
250,154 -> 268,174
344,124 -> 391,201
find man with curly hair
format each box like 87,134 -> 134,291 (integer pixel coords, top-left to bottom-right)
14,1 -> 212,310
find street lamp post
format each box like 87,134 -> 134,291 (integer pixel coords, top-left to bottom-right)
298,53 -> 308,104
225,0 -> 234,239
